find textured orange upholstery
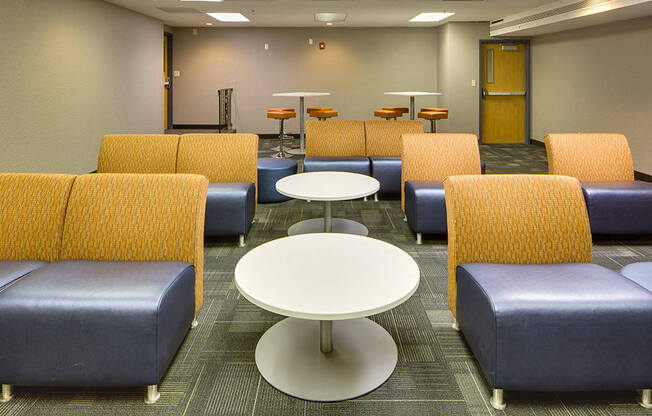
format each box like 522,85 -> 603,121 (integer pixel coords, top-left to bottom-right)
544,133 -> 635,182
382,107 -> 409,114
444,174 -> 592,316
306,120 -> 366,157
0,173 -> 76,262
60,174 -> 208,313
267,110 -> 296,119
176,134 -> 259,202
97,134 -> 180,174
401,133 -> 481,210
374,109 -> 402,119
364,120 -> 424,157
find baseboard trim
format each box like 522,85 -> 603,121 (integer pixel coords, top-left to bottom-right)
259,133 -> 300,139
530,139 -> 544,147
172,124 -> 224,129
635,170 -> 652,182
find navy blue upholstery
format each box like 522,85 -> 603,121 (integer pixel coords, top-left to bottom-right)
370,157 -> 401,195
404,181 -> 446,234
0,260 -> 47,291
481,161 -> 486,174
621,262 -> 652,292
205,182 -> 255,236
303,157 -> 370,175
257,158 -> 297,203
0,261 -> 195,386
456,263 -> 652,391
581,181 -> 652,234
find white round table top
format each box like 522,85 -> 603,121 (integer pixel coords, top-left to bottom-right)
384,91 -> 442,96
235,233 -> 420,320
276,172 -> 379,201
273,92 -> 331,97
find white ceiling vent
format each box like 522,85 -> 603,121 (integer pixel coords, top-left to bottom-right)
490,0 -> 652,36
157,7 -> 201,14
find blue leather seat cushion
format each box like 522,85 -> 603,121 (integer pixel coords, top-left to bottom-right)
620,262 -> 652,292
404,181 -> 446,234
205,182 -> 255,236
303,157 -> 370,175
257,158 -> 297,203
370,157 -> 401,195
0,260 -> 47,291
581,181 -> 652,234
456,262 -> 652,391
0,260 -> 195,386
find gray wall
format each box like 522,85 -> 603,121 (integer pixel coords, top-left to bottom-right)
0,0 -> 164,174
531,16 -> 652,175
436,22 -> 489,135
172,28 -> 438,134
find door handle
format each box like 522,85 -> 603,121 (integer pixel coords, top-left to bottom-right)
164,77 -> 170,88
482,88 -> 488,99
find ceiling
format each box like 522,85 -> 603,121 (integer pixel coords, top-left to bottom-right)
103,0 -> 559,27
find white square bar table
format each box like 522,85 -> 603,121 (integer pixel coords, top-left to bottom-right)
384,91 -> 442,120
272,92 -> 331,155
235,233 -> 420,401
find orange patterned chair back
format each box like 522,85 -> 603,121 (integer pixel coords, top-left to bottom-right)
306,120 -> 366,157
364,120 -> 424,157
444,174 -> 592,316
176,134 -> 259,201
401,133 -> 481,210
544,133 -> 634,181
59,174 -> 208,313
97,134 -> 180,173
0,173 -> 76,262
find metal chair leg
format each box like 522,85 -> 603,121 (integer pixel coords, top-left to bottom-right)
191,317 -> 199,328
452,319 -> 460,331
641,389 -> 652,409
1,385 -> 13,403
430,119 -> 437,133
145,384 -> 160,404
273,119 -> 290,158
238,234 -> 246,247
374,193 -> 379,202
490,388 -> 506,410
416,233 -> 423,245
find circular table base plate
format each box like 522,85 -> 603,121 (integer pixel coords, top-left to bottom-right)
288,218 -> 368,236
255,318 -> 398,402
286,148 -> 305,156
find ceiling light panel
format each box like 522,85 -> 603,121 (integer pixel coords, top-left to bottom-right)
314,13 -> 347,23
409,12 -> 455,22
207,12 -> 250,22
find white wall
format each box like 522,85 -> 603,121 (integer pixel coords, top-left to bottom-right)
0,0 -> 164,174
531,16 -> 652,175
172,27 -> 438,134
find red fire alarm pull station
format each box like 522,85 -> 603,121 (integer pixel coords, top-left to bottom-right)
319,42 -> 326,50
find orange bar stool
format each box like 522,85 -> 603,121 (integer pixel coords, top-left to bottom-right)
269,107 -> 295,112
374,109 -> 402,120
307,107 -> 332,116
267,109 -> 296,158
421,107 -> 448,114
382,107 -> 409,117
310,109 -> 338,120
418,111 -> 448,133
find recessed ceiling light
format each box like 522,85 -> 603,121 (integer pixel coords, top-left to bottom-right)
326,22 -> 333,26
409,12 -> 455,23
206,13 -> 250,22
205,22 -> 213,26
315,13 -> 347,23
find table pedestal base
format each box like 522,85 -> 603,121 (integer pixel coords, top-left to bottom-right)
255,318 -> 397,402
288,218 -> 368,236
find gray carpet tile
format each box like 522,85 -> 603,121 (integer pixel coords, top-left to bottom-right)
2,140 -> 651,416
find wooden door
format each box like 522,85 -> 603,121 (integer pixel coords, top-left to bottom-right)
481,42 -> 526,143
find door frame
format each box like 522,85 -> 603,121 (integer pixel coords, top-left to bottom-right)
164,31 -> 174,131
478,39 -> 531,144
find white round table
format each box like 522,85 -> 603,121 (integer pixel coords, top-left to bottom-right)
272,92 -> 331,155
235,233 -> 420,401
384,91 -> 442,120
276,172 -> 380,236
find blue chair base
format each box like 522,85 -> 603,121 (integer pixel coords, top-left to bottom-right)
370,157 -> 401,195
257,158 -> 297,203
205,182 -> 255,237
457,262 -> 652,391
404,181 -> 447,234
582,181 -> 652,234
303,157 -> 370,175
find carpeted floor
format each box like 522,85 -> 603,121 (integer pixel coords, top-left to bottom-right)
2,139 -> 652,416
